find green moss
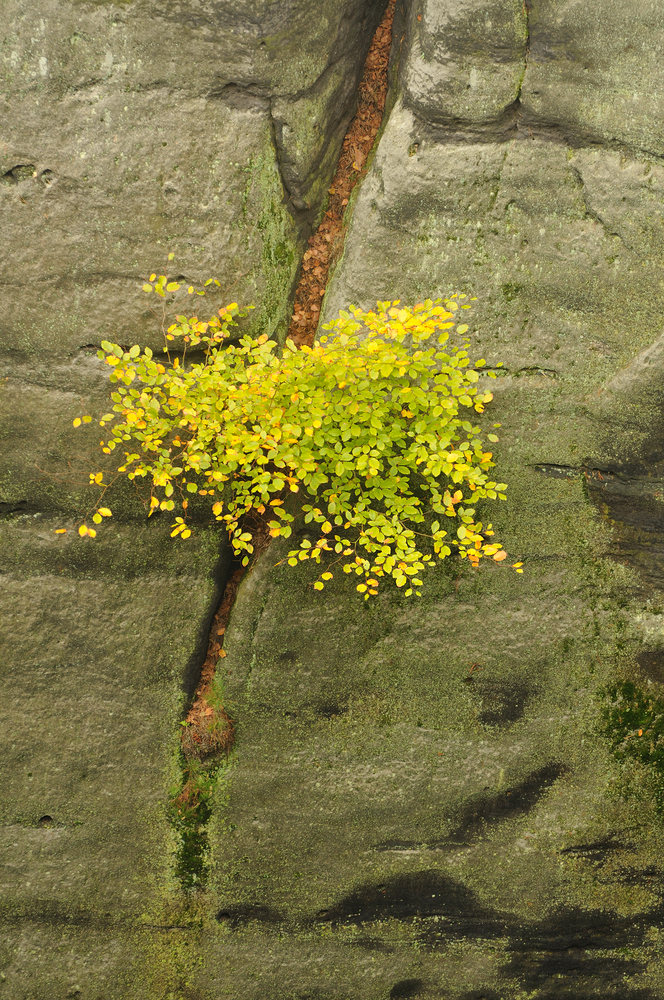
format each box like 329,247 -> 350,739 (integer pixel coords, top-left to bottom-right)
601,680 -> 664,809
238,151 -> 300,344
169,756 -> 218,892
501,281 -> 523,301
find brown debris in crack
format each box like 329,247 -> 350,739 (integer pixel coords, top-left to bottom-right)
288,0 -> 396,348
180,0 -> 396,765
180,516 -> 270,763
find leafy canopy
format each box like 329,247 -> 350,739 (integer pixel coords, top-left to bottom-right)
76,273 -> 518,597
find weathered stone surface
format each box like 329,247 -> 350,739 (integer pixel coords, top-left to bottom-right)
400,0 -> 664,158
522,0 -> 664,155
0,515 -> 225,994
402,0 -> 527,124
0,925 -> 148,1000
0,2 -> 391,991
323,105 -> 664,454
194,97 -> 664,995
0,518 -> 221,901
0,98 -> 297,357
0,0 -> 385,357
204,479 -> 664,996
6,0 -> 664,995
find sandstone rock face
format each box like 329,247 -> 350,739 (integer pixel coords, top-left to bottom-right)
0,0 -> 385,355
0,517 -> 225,998
5,0 -> 664,996
522,0 -> 664,155
0,2 -> 386,996
201,3 -> 664,998
402,0 -> 527,124
400,0 -> 664,157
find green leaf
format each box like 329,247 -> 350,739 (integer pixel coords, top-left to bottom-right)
84,290 -> 508,601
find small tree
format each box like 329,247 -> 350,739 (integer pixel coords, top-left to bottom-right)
74,274 -> 519,597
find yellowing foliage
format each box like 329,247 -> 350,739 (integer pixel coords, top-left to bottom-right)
77,275 -> 513,597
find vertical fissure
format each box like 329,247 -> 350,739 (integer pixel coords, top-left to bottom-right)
288,0 -> 397,347
515,0 -> 531,105
169,0 -> 398,892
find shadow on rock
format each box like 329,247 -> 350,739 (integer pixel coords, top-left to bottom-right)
502,905 -> 658,999
312,871 -> 507,939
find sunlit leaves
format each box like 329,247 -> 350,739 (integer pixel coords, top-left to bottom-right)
78,283 -> 513,596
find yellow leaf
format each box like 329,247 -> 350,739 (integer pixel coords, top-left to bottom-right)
493,550 -> 507,561
78,524 -> 88,537
98,507 -> 112,517
72,417 -> 81,428
54,528 -> 67,534
88,528 -> 97,538
92,513 -> 102,525
313,581 -> 324,591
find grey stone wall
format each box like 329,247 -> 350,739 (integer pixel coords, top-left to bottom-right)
0,2 -> 385,995
4,0 -> 664,997
204,2 -> 664,998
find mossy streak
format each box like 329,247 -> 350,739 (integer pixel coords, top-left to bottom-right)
601,680 -> 664,810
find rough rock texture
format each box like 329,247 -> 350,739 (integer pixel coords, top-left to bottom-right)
401,0 -> 527,124
0,517 -> 225,998
0,0 -> 385,355
0,1 -> 387,996
5,0 -> 664,996
522,0 -> 664,155
201,2 -> 664,998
